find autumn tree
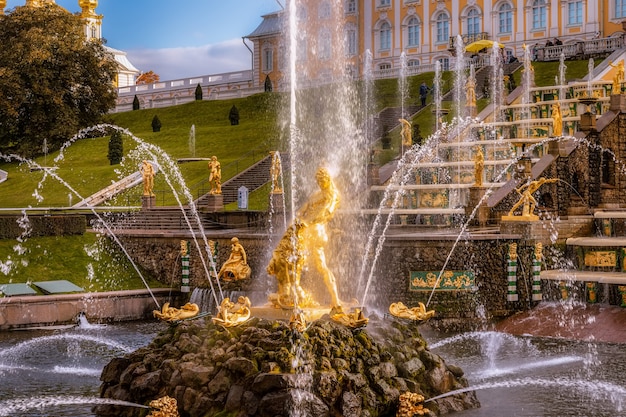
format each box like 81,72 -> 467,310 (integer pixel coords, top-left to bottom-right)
136,70 -> 160,85
0,4 -> 118,157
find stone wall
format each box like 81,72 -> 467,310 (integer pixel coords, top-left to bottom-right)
0,289 -> 179,330
118,233 -> 542,329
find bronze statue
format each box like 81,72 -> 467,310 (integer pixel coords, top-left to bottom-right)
208,155 -> 222,194
217,237 -> 251,281
141,160 -> 155,197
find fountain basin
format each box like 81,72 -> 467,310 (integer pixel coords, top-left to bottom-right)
0,289 -> 180,330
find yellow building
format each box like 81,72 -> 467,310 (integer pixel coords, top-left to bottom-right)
0,0 -> 139,87
245,0 -> 626,88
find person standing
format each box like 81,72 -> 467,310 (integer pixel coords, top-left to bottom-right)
419,82 -> 429,107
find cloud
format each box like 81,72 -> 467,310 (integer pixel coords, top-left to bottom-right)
125,38 -> 253,81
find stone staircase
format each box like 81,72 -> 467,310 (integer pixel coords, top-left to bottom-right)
196,153 -> 283,206
106,207 -> 220,232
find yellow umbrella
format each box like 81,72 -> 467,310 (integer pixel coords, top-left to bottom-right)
465,40 -> 504,53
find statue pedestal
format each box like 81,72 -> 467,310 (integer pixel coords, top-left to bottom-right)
270,193 -> 288,232
499,219 -> 551,243
141,195 -> 156,210
367,163 -> 380,186
467,186 -> 490,227
205,194 -> 224,212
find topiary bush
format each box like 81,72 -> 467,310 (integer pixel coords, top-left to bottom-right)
151,115 -> 162,132
107,131 -> 123,165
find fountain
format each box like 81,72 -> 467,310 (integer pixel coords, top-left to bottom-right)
3,1 -> 626,416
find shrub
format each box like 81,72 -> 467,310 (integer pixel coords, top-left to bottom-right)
229,105 -> 240,126
107,130 -> 123,165
195,83 -> 203,101
152,115 -> 162,132
132,95 -> 140,110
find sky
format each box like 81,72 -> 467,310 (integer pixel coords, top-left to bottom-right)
5,0 -> 282,80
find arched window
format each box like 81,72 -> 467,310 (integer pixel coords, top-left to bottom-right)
498,3 -> 513,34
602,150 -> 615,185
263,47 -> 274,72
532,0 -> 546,30
435,12 -> 450,43
407,17 -> 420,47
380,21 -> 391,50
466,8 -> 481,35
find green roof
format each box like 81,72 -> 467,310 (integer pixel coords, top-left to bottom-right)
0,283 -> 37,296
32,280 -> 84,294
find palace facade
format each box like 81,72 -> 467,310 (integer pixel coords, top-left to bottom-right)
245,0 -> 626,90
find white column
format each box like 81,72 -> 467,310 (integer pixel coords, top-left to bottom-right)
364,0 -> 373,53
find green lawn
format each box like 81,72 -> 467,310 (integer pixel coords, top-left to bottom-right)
0,233 -> 162,291
0,60 -> 597,291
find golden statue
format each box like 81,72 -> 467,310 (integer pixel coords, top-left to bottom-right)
534,242 -> 543,261
609,60 -> 625,94
289,309 -> 308,332
474,147 -> 484,187
147,396 -> 179,417
208,155 -> 222,195
330,307 -> 369,328
466,77 -> 477,108
217,237 -> 251,281
551,102 -> 562,137
397,392 -> 429,417
508,243 -> 518,261
267,167 -> 341,312
399,118 -> 412,147
153,302 -> 199,322
141,160 -> 155,197
267,221 -> 312,308
270,151 -> 283,194
180,240 -> 189,256
212,296 -> 251,327
505,178 -> 558,220
389,301 -> 435,321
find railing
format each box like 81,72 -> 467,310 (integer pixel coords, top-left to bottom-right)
116,70 -> 253,96
448,32 -> 489,50
536,36 -> 625,61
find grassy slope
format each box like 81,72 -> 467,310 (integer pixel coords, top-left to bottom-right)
0,61 -> 593,290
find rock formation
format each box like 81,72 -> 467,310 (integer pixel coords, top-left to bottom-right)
96,315 -> 479,416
